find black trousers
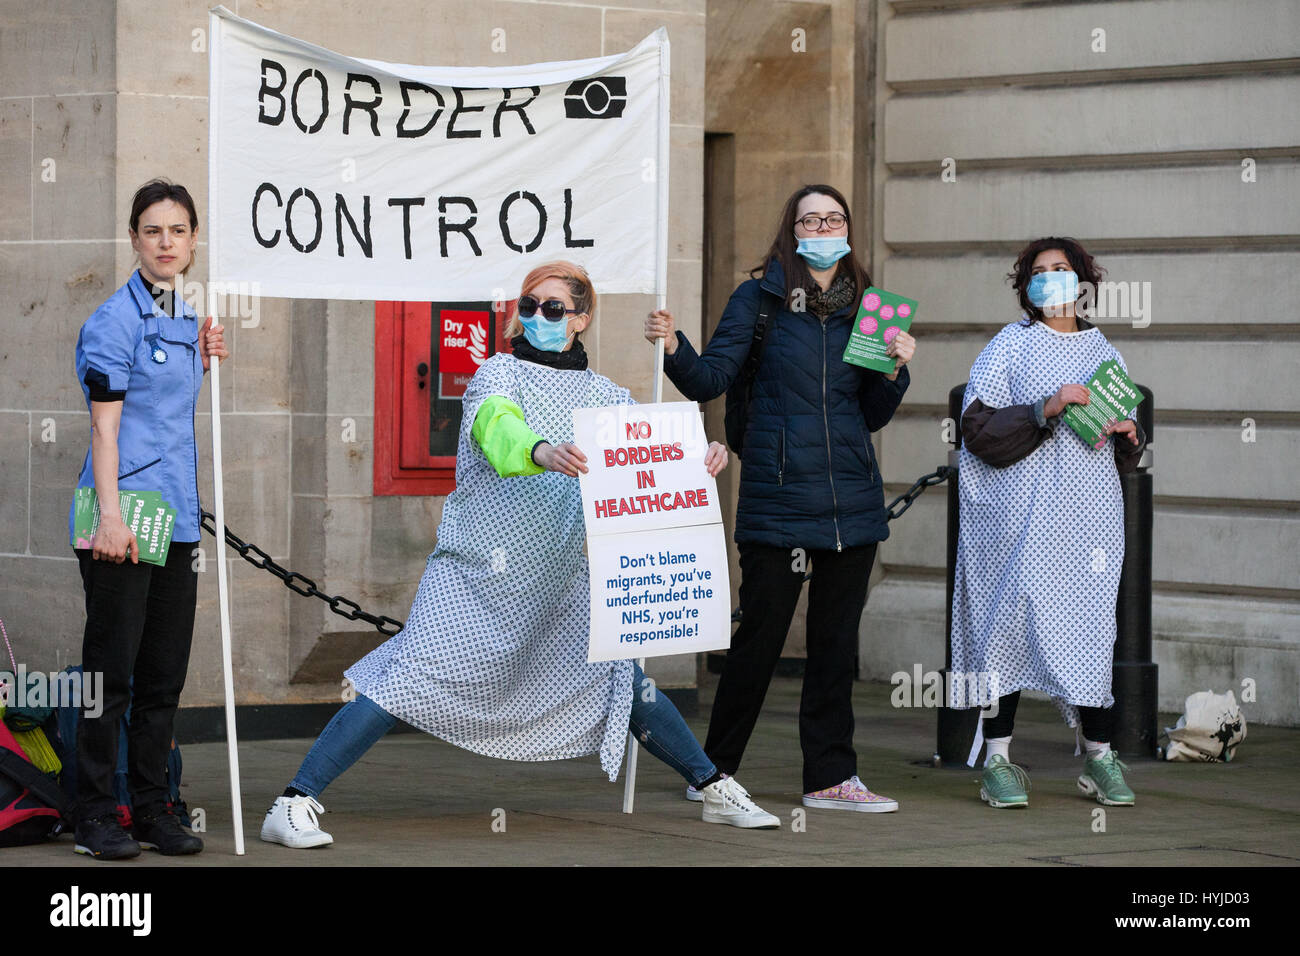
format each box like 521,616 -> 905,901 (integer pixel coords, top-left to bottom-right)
75,541 -> 199,820
704,541 -> 877,793
982,691 -> 1114,743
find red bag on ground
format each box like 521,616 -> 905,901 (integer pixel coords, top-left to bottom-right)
0,717 -> 67,847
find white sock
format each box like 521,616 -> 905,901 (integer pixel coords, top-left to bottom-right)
984,736 -> 1011,766
1084,737 -> 1111,757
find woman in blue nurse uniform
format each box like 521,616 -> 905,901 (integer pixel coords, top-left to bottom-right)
68,179 -> 227,859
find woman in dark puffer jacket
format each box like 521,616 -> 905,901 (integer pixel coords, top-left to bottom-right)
643,183 -> 915,811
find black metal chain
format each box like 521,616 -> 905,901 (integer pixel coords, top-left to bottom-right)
200,511 -> 406,636
202,467 -> 955,637
885,466 -> 955,522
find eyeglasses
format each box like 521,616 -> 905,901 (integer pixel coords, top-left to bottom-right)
796,213 -> 847,231
517,295 -> 581,322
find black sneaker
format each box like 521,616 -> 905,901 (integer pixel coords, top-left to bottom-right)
134,806 -> 204,856
74,814 -> 142,860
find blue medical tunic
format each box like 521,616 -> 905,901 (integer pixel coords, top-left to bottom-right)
69,271 -> 205,546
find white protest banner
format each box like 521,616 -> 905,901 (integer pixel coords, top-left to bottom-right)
208,6 -> 669,301
574,402 -> 731,663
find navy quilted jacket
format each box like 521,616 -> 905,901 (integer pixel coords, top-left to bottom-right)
664,259 -> 910,550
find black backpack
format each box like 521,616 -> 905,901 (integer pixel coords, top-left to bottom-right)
723,290 -> 783,457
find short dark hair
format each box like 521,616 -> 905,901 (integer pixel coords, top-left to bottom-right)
751,184 -> 870,309
1008,236 -> 1105,324
129,178 -> 198,234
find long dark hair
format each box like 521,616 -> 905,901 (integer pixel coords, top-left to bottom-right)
1008,236 -> 1106,324
751,184 -> 870,309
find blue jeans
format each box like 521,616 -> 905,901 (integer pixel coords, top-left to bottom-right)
288,664 -> 716,797
626,663 -> 717,788
289,693 -> 397,798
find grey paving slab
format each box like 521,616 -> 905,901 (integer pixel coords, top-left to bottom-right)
7,676 -> 1299,867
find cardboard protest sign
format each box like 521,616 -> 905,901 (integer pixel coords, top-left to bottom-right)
574,403 -> 731,662
586,527 -> 730,661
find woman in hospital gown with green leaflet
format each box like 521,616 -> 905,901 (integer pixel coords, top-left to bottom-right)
951,238 -> 1147,810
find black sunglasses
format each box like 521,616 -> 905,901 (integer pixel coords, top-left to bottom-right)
518,294 -> 581,322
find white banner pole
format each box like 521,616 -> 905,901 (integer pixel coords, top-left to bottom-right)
207,290 -> 245,856
206,11 -> 247,854
623,32 -> 671,815
652,33 -> 672,407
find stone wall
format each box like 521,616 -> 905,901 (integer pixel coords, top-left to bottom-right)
4,0 -> 1295,727
862,0 -> 1300,725
0,0 -> 708,707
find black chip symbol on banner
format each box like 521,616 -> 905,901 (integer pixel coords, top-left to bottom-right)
564,77 -> 627,118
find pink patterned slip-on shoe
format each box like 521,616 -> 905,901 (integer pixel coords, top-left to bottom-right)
802,775 -> 899,813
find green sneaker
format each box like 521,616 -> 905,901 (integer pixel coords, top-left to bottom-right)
979,754 -> 1030,808
1078,750 -> 1136,806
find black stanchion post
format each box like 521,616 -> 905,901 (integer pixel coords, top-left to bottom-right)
936,383 -> 980,765
1112,384 -> 1158,757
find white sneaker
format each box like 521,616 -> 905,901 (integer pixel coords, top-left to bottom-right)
260,795 -> 334,848
701,776 -> 780,829
685,772 -> 731,802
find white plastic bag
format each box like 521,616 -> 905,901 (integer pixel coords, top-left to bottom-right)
1163,690 -> 1246,762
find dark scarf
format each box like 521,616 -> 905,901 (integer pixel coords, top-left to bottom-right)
510,334 -> 589,371
805,273 -> 857,317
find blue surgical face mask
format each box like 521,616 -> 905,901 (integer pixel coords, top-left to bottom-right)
1027,270 -> 1079,308
795,236 -> 850,270
520,312 -> 575,352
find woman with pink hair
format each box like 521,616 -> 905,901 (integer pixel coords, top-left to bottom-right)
261,262 -> 779,848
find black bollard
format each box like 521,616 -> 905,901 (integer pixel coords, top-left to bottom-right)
936,383 -> 980,765
1112,384 -> 1158,757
